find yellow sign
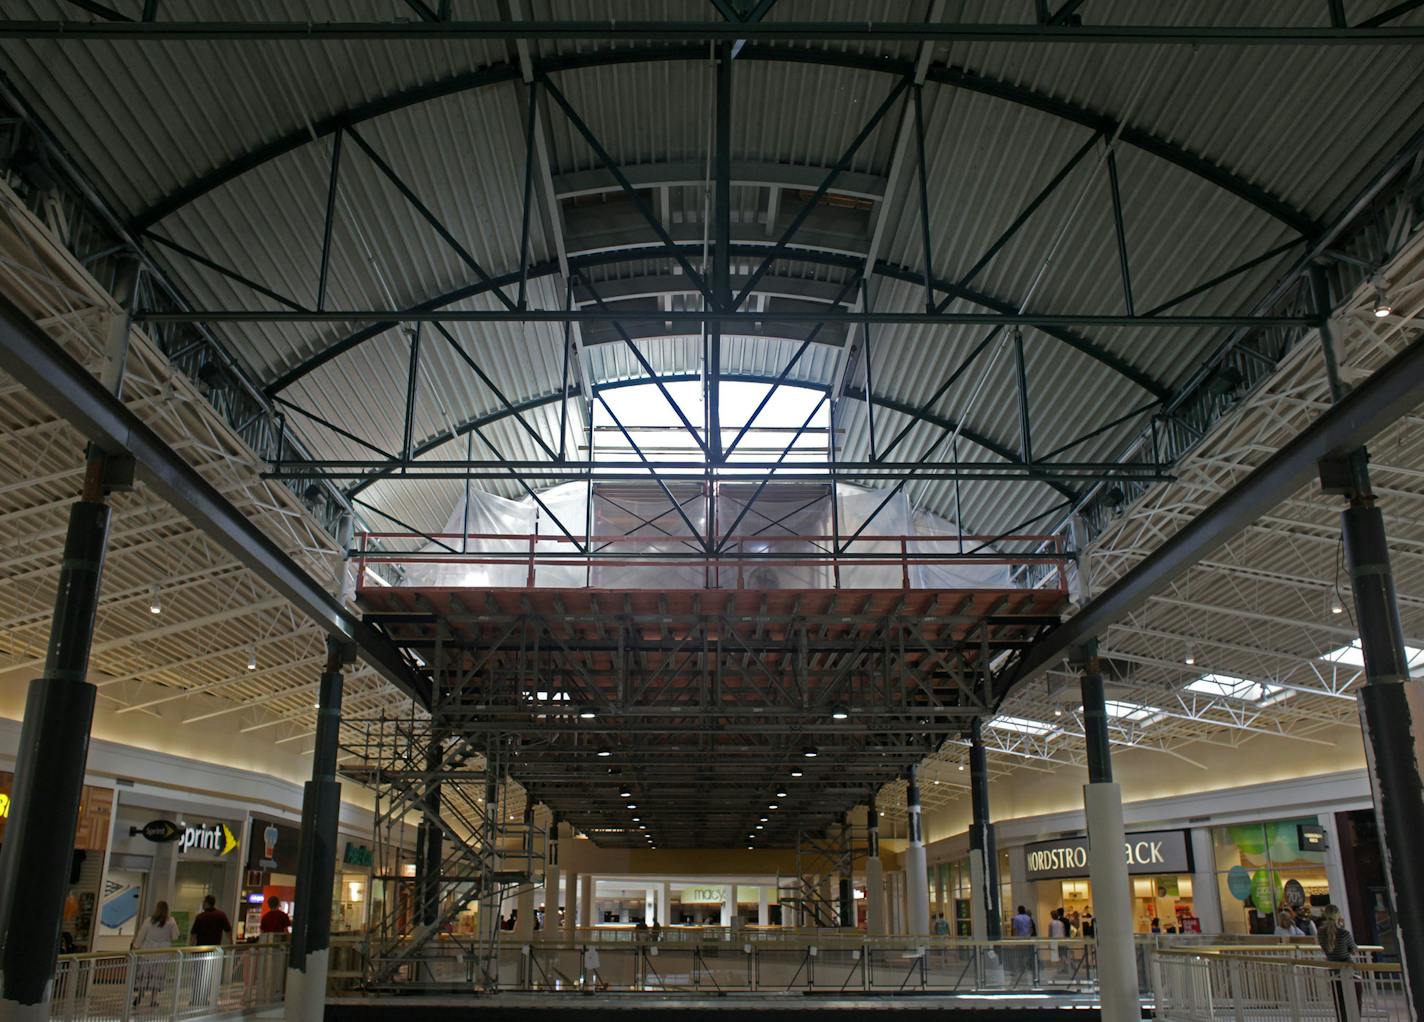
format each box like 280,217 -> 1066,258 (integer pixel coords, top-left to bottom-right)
0,793 -> 9,818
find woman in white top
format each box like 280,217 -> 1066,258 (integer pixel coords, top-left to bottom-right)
131,901 -> 179,1007
1274,910 -> 1305,937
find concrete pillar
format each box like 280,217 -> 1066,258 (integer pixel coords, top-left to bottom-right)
660,881 -> 671,926
969,718 -> 1002,940
285,639 -> 348,1022
1008,844 -> 1032,924
0,481 -> 109,1022
1188,828 -> 1223,935
1077,646 -> 1138,1022
904,765 -> 931,937
757,886 -> 770,926
644,888 -> 656,924
1338,460 -> 1424,1022
1315,812 -> 1352,932
542,815 -> 560,940
719,888 -> 733,927
579,874 -> 593,927
563,870 -> 579,938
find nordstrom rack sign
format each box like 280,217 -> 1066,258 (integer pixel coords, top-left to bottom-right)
1023,830 -> 1192,881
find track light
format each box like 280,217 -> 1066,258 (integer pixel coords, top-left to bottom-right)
247,646 -> 257,671
149,584 -> 162,615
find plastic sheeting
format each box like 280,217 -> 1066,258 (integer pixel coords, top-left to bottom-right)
398,480 -> 1011,590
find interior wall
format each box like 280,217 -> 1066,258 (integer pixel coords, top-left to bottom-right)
921,721 -> 1369,844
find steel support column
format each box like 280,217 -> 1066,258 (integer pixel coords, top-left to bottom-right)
865,794 -> 887,935
284,637 -> 348,1022
968,718 -> 1001,940
0,461 -> 109,1021
1339,453 -> 1424,1022
1074,642 -> 1137,1022
903,765 -> 931,937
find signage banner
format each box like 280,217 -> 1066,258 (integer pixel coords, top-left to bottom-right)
248,818 -> 302,872
134,819 -> 180,843
679,884 -> 729,905
344,842 -> 373,867
1023,829 -> 1192,881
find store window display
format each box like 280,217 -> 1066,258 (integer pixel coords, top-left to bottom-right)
1213,817 -> 1331,934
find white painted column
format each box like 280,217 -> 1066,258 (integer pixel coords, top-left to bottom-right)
756,885 -> 769,926
866,858 -> 887,935
1086,783 -> 1138,1022
904,767 -> 931,937
579,874 -> 594,927
968,854 -> 987,939
720,888 -> 733,927
645,888 -> 656,924
1315,812 -> 1352,931
660,881 -> 672,926
563,870 -> 579,937
1188,827 -> 1223,935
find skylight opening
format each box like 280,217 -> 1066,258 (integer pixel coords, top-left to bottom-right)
1103,699 -> 1165,724
592,380 -> 829,472
1186,672 -> 1288,704
1319,638 -> 1424,676
988,714 -> 1058,737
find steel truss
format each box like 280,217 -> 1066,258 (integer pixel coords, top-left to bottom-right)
356,584 -> 1063,848
789,819 -> 867,929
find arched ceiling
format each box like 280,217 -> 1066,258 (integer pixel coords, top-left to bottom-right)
3,0 -> 1421,539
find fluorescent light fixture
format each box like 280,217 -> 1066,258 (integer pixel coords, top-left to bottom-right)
987,714 -> 1057,737
1320,638 -> 1424,675
1187,672 -> 1286,703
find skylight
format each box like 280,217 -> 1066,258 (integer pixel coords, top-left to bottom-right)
1103,700 -> 1165,724
1186,673 -> 1286,703
1319,639 -> 1424,676
593,380 -> 828,470
988,714 -> 1058,737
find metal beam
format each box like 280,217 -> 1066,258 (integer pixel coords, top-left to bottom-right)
5,20 -> 1420,45
998,334 -> 1424,699
0,292 -> 431,709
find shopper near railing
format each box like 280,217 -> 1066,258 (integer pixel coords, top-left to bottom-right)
130,900 -> 178,1008
1319,905 -> 1363,1021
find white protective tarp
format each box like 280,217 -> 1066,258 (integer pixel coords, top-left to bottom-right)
910,508 -> 1012,589
715,483 -> 832,590
405,480 -> 1010,590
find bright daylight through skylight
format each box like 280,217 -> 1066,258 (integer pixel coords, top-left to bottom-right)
592,380 -> 828,471
1186,673 -> 1287,703
1319,638 -> 1424,676
988,715 -> 1059,737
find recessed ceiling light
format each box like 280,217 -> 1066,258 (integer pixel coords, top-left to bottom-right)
619,790 -> 632,798
802,748 -> 818,758
755,824 -> 763,830
626,803 -> 637,809
597,750 -> 611,757
790,770 -> 803,778
579,710 -> 596,719
775,790 -> 787,797
768,804 -> 779,810
759,817 -> 768,822
831,708 -> 849,720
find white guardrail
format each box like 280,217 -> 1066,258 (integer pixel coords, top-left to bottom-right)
50,943 -> 287,1022
1151,946 -> 1408,1022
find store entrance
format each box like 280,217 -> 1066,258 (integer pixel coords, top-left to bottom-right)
1036,875 -> 1197,934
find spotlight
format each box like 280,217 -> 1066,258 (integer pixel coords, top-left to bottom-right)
247,646 -> 257,671
1184,642 -> 1195,666
579,709 -> 597,719
1330,594 -> 1344,615
149,584 -> 161,615
597,750 -> 611,758
802,747 -> 818,758
958,763 -> 965,772
831,707 -> 849,720
790,770 -> 803,778
1373,278 -> 1393,318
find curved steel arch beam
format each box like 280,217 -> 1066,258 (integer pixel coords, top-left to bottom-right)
265,243 -> 1169,400
128,46 -> 1318,237
344,371 -> 1076,503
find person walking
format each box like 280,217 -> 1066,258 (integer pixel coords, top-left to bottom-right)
131,900 -> 179,1007
189,895 -> 232,1006
1319,905 -> 1363,1021
259,896 -> 291,935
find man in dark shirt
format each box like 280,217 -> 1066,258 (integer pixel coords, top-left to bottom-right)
190,895 -> 232,946
259,896 -> 291,935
